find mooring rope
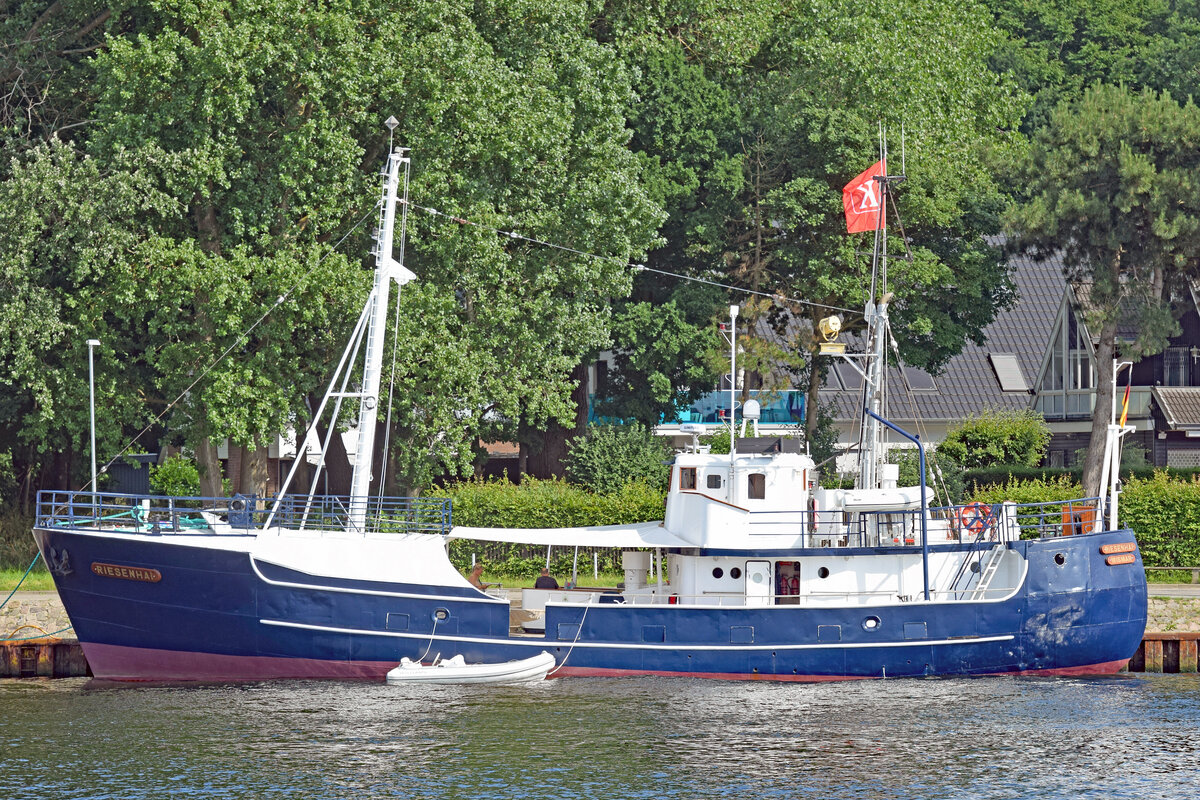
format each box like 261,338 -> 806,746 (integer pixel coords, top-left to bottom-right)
0,552 -> 42,613
546,598 -> 592,678
1,623 -> 73,642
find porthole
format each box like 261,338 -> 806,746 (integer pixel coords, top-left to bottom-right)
730,567 -> 742,579
433,608 -> 449,621
1054,553 -> 1066,566
817,567 -> 830,579
862,616 -> 881,631
712,567 -> 724,579
970,561 -> 981,573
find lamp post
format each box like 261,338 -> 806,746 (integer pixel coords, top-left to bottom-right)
87,339 -> 100,498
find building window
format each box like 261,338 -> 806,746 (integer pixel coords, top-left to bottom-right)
594,359 -> 609,396
680,467 -> 696,490
748,473 -> 766,500
989,353 -> 1028,393
1163,347 -> 1189,387
1049,450 -> 1065,468
1036,307 -> 1095,419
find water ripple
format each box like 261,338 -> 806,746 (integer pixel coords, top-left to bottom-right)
1,674 -> 1197,799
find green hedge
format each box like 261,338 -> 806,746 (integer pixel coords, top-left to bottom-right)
969,472 -> 1200,567
963,464 -> 1200,492
429,477 -> 666,578
1113,473 -> 1200,568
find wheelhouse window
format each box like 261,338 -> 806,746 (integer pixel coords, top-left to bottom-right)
707,474 -> 722,489
748,473 -> 766,500
680,467 -> 697,490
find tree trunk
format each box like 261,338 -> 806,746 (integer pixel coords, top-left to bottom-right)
196,438 -> 223,497
313,424 -> 353,496
805,353 -> 822,444
522,362 -> 589,479
1081,317 -> 1119,499
238,439 -> 269,498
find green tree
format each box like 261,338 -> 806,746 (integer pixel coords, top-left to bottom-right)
937,408 -> 1052,469
0,140 -> 178,507
591,1 -> 1027,457
592,301 -> 720,425
0,1 -> 661,500
1008,84 -> 1200,498
982,0 -> 1200,135
564,424 -> 673,494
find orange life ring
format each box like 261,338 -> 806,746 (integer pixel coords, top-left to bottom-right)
958,502 -> 991,536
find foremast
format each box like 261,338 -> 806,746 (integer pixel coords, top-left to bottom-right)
267,141 -> 415,533
348,147 -> 415,530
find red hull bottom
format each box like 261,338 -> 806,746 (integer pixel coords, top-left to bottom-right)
80,642 -> 1131,683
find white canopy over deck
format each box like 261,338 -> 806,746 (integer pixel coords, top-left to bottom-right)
448,520 -> 686,549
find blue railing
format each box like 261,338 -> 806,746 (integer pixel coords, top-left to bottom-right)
35,490 -> 452,537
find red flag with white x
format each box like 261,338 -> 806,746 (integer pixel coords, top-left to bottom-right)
842,160 -> 886,234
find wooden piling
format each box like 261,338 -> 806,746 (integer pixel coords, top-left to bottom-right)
1126,632 -> 1200,674
0,639 -> 90,678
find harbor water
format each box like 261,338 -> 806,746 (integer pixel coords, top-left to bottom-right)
2,674 -> 1198,799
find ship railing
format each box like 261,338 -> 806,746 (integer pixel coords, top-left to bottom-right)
745,497 -> 1104,548
35,490 -> 452,536
1001,497 -> 1101,539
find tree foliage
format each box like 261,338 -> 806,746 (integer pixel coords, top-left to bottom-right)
937,408 -> 1052,469
0,0 -> 662,500
983,0 -> 1200,134
563,424 -> 673,494
1008,84 -> 1200,496
11,0 -> 1188,505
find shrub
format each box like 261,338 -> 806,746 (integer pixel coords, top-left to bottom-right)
1115,472 -> 1200,568
938,408 -> 1051,469
432,476 -> 664,528
968,474 -> 1083,506
702,427 -> 731,454
564,423 -> 672,494
0,506 -> 37,571
149,455 -> 201,497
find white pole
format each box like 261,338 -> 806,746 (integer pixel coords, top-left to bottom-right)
348,144 -> 414,532
87,339 -> 100,499
729,304 -> 739,457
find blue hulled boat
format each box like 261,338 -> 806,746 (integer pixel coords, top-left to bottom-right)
32,147 -> 1147,681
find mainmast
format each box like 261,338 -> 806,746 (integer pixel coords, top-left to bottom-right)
857,129 -> 891,491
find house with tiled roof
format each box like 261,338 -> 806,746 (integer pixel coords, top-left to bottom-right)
645,246 -> 1200,471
